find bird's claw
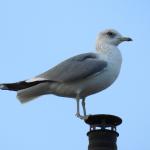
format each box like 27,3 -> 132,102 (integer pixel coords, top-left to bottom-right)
75,113 -> 89,120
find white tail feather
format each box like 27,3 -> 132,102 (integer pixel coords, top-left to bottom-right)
26,77 -> 46,83
17,82 -> 51,103
0,84 -> 5,89
0,84 -> 8,90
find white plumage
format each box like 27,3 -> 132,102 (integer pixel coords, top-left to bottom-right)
0,29 -> 132,119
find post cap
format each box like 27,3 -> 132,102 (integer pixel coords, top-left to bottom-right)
85,114 -> 122,127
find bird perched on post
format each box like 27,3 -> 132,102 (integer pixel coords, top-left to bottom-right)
0,29 -> 132,119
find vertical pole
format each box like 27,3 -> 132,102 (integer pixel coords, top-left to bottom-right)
84,114 -> 122,150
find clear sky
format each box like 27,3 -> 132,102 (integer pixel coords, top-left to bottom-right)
0,0 -> 150,150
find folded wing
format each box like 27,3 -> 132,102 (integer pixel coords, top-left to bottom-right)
29,53 -> 107,83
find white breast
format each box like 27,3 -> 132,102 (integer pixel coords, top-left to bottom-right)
49,46 -> 122,98
78,46 -> 122,97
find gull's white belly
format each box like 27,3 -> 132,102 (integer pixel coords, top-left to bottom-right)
50,62 -> 121,98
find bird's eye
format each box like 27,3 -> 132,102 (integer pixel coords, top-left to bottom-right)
107,32 -> 116,37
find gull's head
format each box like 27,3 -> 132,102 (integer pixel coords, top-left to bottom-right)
96,29 -> 132,50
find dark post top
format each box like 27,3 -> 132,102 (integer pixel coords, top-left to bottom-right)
84,114 -> 122,131
85,114 -> 122,150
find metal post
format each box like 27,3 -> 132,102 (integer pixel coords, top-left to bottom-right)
85,114 -> 122,150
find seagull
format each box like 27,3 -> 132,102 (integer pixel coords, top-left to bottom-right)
0,29 -> 132,119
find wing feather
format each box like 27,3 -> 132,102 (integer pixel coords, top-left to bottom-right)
33,53 -> 107,82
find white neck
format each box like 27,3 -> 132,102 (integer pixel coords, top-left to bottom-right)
96,40 -> 116,52
96,41 -> 122,63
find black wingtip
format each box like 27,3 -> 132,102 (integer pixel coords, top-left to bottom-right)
0,80 -> 50,91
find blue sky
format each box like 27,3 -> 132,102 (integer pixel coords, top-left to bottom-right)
0,0 -> 150,150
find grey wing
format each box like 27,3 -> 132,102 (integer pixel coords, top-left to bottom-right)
29,53 -> 107,83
